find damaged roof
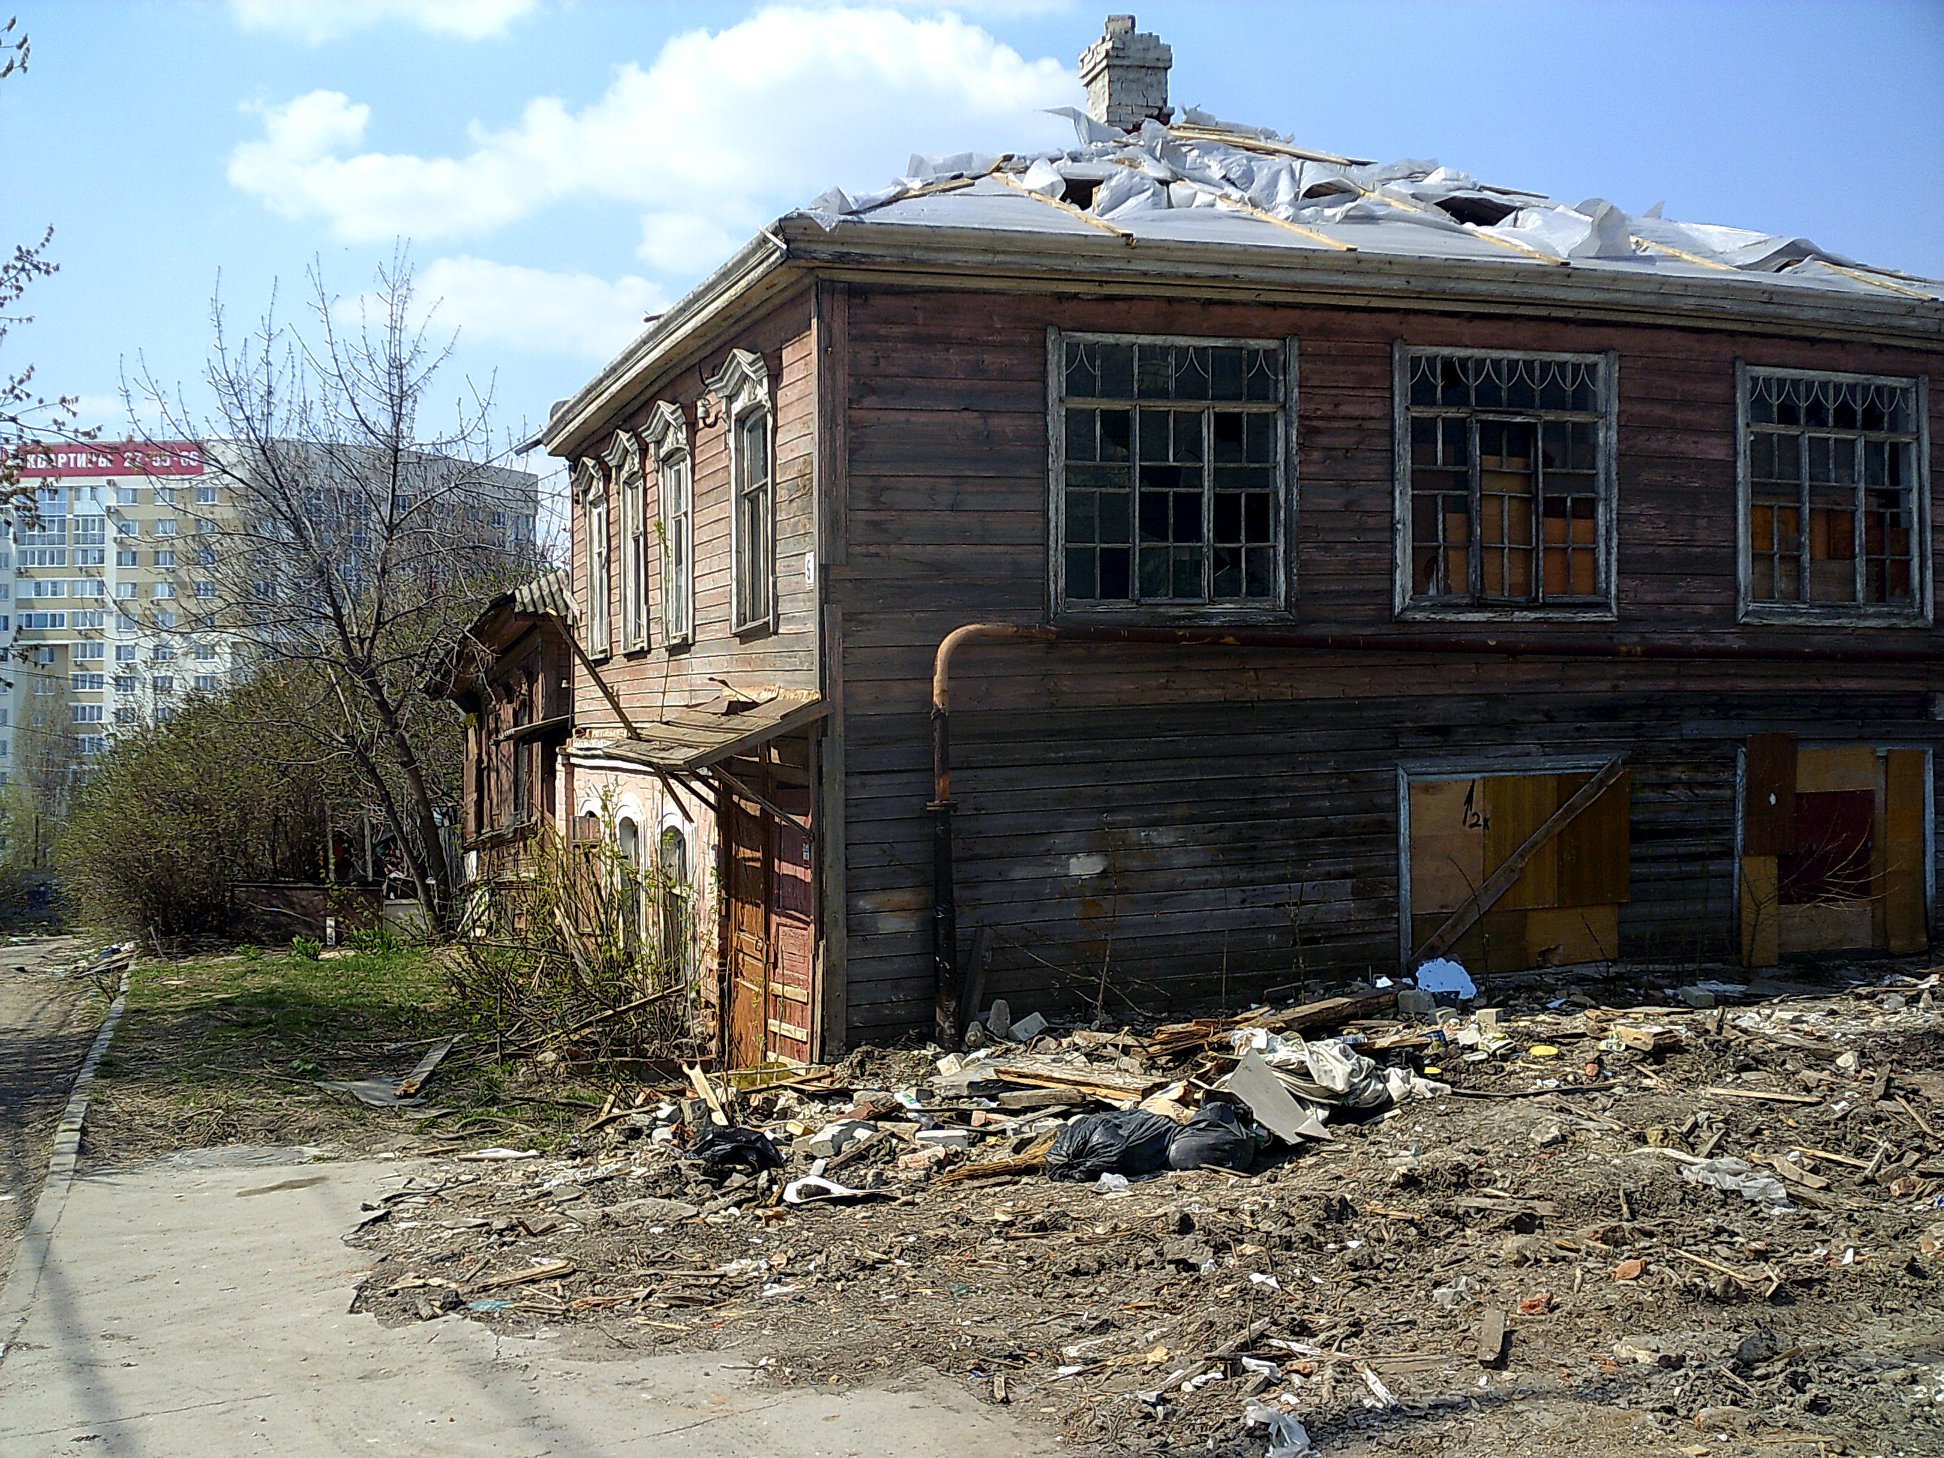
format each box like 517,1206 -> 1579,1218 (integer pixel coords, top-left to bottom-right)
798,106 -> 1942,304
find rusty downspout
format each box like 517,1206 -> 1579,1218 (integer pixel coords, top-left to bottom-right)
929,622 -> 1944,1046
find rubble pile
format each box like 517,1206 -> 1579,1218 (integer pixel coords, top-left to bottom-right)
351,966 -> 1944,1456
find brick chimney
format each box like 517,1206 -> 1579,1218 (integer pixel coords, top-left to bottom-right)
1078,15 -> 1171,132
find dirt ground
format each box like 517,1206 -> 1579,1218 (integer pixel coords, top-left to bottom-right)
0,936 -> 100,1274
343,963 -> 1944,1458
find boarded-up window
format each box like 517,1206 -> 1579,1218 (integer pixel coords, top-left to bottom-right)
1407,768 -> 1630,975
1741,741 -> 1929,963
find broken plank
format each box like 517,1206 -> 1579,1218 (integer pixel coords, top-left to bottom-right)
981,1055 -> 1157,1101
467,1259 -> 576,1293
1475,1308 -> 1507,1366
686,1064 -> 730,1126
1699,1087 -> 1822,1106
395,1035 -> 459,1099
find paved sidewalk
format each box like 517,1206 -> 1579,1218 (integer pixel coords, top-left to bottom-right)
0,1147 -> 1050,1457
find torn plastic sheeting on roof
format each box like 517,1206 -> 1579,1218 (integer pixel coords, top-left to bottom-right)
791,103 -> 1940,299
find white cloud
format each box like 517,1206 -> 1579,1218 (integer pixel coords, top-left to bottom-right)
229,0 -> 540,44
410,256 -> 669,359
227,6 -> 1080,274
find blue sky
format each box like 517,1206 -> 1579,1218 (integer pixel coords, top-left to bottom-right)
6,0 -> 1942,514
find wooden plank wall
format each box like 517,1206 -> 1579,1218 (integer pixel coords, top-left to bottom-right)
568,293 -> 821,738
829,285 -> 1944,1043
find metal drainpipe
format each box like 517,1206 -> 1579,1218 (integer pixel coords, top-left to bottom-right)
928,621 -> 1944,1046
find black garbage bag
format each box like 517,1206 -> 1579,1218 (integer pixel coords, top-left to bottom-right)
685,1124 -> 785,1183
1167,1100 -> 1255,1172
1044,1109 -> 1176,1182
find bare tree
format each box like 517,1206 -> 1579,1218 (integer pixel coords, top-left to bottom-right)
131,253 -> 539,925
0,19 -> 90,498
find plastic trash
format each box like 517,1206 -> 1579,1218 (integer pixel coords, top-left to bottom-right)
782,1175 -> 887,1205
1244,1401 -> 1318,1458
684,1124 -> 785,1182
1094,1173 -> 1130,1193
1167,1101 -> 1255,1171
1414,957 -> 1477,1000
1044,1109 -> 1176,1182
1679,1156 -> 1791,1210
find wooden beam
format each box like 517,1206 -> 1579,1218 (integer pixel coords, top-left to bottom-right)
713,761 -> 815,842
1412,758 -> 1627,965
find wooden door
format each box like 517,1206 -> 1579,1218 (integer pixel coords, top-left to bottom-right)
725,789 -> 768,1069
766,784 -> 815,1063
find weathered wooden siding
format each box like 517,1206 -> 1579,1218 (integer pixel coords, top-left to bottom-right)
569,292 -> 820,735
831,285 -> 1944,1042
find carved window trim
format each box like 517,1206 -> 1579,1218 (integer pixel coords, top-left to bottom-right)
710,349 -> 775,636
642,401 -> 694,650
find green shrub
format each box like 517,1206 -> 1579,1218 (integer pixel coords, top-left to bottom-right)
348,923 -> 403,955
289,935 -> 322,961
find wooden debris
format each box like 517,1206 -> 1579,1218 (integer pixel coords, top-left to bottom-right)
686,1064 -> 729,1126
1763,1155 -> 1830,1191
934,1131 -> 1056,1186
467,1258 -> 576,1293
1611,1024 -> 1683,1054
981,1055 -> 1157,1102
1474,1307 -> 1507,1365
1699,1087 -> 1822,1106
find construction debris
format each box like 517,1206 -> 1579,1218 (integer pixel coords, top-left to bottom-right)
349,963 -> 1944,1456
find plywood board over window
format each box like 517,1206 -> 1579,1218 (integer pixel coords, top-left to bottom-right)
1406,767 -> 1630,976
1739,739 -> 1930,964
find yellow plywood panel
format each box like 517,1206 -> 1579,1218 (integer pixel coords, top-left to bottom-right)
1526,904 -> 1619,967
1477,908 -> 1529,976
1411,831 -> 1486,915
1740,855 -> 1780,968
1779,901 -> 1877,955
1485,774 -> 1559,911
1557,771 -> 1632,906
1411,778 -> 1486,840
1796,746 -> 1880,794
1885,749 -> 1927,954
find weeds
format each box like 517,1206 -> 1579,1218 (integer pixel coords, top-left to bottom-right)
451,819 -> 701,1067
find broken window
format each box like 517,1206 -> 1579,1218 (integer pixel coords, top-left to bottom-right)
576,461 -> 611,657
1056,335 -> 1287,612
1741,369 -> 1926,620
1397,348 -> 1613,614
603,429 -> 649,653
643,402 -> 693,649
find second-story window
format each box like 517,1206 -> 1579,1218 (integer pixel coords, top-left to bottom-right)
1055,334 -> 1290,614
1739,366 -> 1927,623
575,461 -> 611,657
710,349 -> 774,635
1395,347 -> 1617,617
643,401 -> 693,648
603,429 -> 648,651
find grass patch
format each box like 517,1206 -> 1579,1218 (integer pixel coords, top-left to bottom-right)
85,945 -> 613,1164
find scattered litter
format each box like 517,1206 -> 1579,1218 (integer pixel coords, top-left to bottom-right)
1679,1156 -> 1793,1210
1245,1401 -> 1318,1458
685,1125 -> 785,1183
1414,957 -> 1477,1000
782,1175 -> 888,1205
456,1147 -> 539,1162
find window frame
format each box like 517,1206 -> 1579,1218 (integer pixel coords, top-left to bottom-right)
1047,328 -> 1300,622
643,401 -> 694,650
1391,343 -> 1621,622
712,349 -> 776,637
574,459 -> 612,659
601,428 -> 649,653
1734,362 -> 1931,627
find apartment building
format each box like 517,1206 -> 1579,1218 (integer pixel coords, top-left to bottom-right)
5,440 -> 539,788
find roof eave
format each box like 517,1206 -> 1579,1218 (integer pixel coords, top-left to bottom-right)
544,232 -> 796,460
774,216 -> 1944,347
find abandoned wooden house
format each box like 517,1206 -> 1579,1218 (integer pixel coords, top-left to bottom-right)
535,16 -> 1944,1064
426,569 -> 576,885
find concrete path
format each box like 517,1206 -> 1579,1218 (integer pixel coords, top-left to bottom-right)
0,1147 -> 1052,1457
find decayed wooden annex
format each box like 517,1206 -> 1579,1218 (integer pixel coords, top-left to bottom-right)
535,16 -> 1944,1065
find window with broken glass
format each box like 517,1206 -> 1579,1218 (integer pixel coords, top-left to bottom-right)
1397,349 -> 1614,615
1056,336 -> 1288,613
1740,368 -> 1927,623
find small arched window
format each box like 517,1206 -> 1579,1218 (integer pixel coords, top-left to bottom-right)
657,825 -> 693,980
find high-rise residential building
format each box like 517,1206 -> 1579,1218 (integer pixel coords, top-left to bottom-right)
3,440 -> 539,788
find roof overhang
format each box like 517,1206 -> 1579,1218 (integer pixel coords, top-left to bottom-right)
566,690 -> 827,775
